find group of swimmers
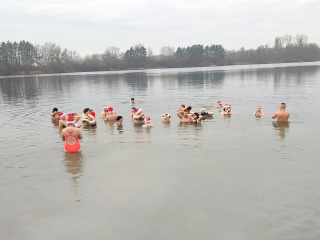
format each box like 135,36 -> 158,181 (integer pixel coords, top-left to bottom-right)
51,98 -> 290,153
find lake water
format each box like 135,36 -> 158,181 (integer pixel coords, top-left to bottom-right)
1,62 -> 320,240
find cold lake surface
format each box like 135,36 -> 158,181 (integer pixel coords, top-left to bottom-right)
1,62 -> 320,240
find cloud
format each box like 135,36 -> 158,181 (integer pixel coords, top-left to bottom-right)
1,0 -> 319,55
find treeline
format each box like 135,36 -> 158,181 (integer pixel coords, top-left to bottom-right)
1,34 -> 319,75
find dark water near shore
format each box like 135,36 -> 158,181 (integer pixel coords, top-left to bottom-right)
1,62 -> 320,240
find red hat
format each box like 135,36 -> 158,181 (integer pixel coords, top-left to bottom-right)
135,108 -> 142,114
103,105 -> 108,109
67,113 -> 75,123
217,101 -> 221,104
224,104 -> 230,108
58,112 -> 65,118
181,104 -> 185,108
145,116 -> 151,122
108,107 -> 113,112
90,111 -> 96,118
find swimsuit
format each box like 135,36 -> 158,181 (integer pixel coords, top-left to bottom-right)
64,129 -> 80,153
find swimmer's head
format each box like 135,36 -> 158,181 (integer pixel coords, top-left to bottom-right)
108,107 -> 113,112
187,106 -> 192,112
131,107 -> 136,112
217,101 -> 221,104
84,108 -> 90,114
256,106 -> 261,111
183,110 -> 189,117
181,104 -> 185,108
117,116 -> 123,121
201,108 -> 205,113
52,107 -> 58,113
58,112 -> 65,119
90,112 -> 96,118
145,116 -> 151,123
224,104 -> 230,109
67,113 -> 75,124
131,98 -> 134,101
280,103 -> 286,109
103,105 -> 108,111
135,108 -> 142,114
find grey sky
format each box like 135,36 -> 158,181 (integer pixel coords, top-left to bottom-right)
1,0 -> 319,56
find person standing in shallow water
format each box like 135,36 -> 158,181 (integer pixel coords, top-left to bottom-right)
253,106 -> 265,117
221,104 -> 234,115
61,113 -> 83,153
142,116 -> 154,128
272,103 -> 290,122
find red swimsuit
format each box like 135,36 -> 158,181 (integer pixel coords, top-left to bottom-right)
65,130 -> 81,152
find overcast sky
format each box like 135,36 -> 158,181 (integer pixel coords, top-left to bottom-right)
1,0 -> 319,56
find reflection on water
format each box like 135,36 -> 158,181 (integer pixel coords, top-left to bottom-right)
273,122 -> 290,140
64,152 -> 83,199
83,125 -> 97,135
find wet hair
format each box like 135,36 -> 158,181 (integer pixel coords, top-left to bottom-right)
131,98 -> 134,101
187,106 -> 192,111
194,112 -> 199,119
280,103 -> 286,108
117,116 -> 123,121
52,107 -> 58,113
83,108 -> 90,114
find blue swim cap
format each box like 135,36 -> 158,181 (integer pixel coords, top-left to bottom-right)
131,107 -> 136,110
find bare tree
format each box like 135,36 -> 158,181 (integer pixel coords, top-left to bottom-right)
147,47 -> 153,57
295,34 -> 308,46
160,46 -> 175,56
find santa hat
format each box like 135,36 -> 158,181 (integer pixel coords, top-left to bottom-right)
108,107 -> 113,112
58,112 -> 65,118
145,116 -> 151,122
135,108 -> 142,114
201,108 -> 205,111
217,101 -> 221,104
181,104 -> 185,108
103,105 -> 108,109
90,112 -> 96,118
224,104 -> 230,108
67,113 -> 75,123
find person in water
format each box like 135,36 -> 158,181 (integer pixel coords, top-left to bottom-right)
200,108 -> 213,118
190,112 -> 202,124
142,116 -> 154,128
83,111 -> 96,126
177,104 -> 186,115
221,104 -> 234,115
51,107 -> 60,121
161,113 -> 170,122
58,112 -> 67,127
272,103 -> 290,122
130,107 -> 136,118
177,109 -> 193,122
105,107 -> 118,121
214,101 -> 223,108
82,108 -> 90,122
117,116 -> 123,126
61,113 -> 83,153
130,98 -> 136,104
253,106 -> 265,117
101,105 -> 109,119
132,108 -> 145,123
